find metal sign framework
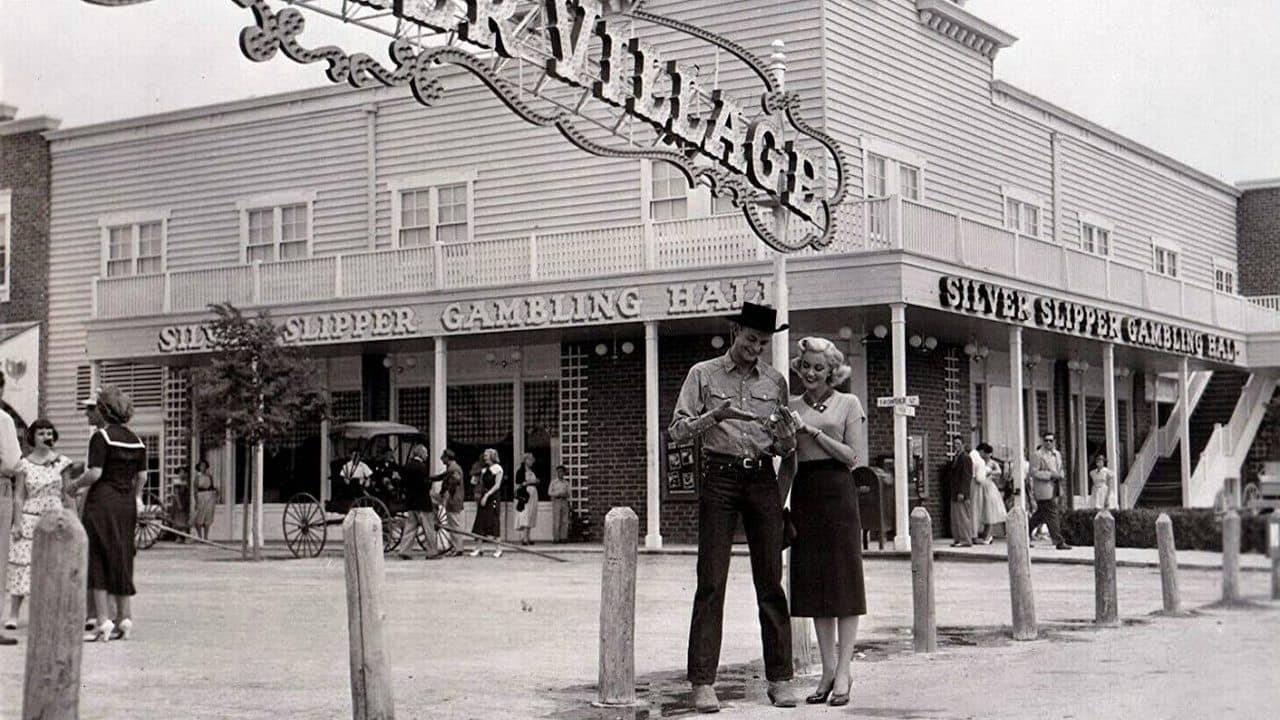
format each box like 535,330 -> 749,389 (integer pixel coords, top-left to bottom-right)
82,0 -> 850,252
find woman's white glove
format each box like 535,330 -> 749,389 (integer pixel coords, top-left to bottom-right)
136,496 -> 144,515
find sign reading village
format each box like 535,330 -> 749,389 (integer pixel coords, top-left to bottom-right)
939,276 -> 1240,362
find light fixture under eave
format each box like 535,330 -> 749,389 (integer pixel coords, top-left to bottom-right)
620,341 -> 636,355
908,334 -> 923,349
510,349 -> 523,362
837,326 -> 854,341
924,336 -> 938,351
710,335 -> 725,350
594,343 -> 609,357
1115,366 -> 1132,379
872,324 -> 889,339
486,351 -> 498,364
382,356 -> 394,369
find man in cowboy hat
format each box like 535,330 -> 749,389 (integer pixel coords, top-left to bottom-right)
670,301 -> 800,711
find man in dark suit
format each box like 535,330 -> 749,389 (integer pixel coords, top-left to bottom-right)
946,436 -> 975,547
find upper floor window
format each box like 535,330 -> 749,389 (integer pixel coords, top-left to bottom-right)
0,189 -> 10,301
1001,186 -> 1044,239
389,171 -> 475,246
1078,211 -> 1114,257
237,191 -> 316,263
98,210 -> 169,277
1213,258 -> 1236,294
862,137 -> 926,201
649,161 -> 689,221
1152,239 -> 1179,278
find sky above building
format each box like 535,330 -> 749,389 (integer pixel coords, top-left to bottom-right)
1,0 -> 1276,184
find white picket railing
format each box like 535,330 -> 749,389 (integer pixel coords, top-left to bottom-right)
1121,370 -> 1213,508
1187,374 -> 1279,507
90,194 -> 1280,338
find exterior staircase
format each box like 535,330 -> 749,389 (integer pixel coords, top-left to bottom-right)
1137,372 -> 1246,508
1123,371 -> 1212,507
1187,372 -> 1279,506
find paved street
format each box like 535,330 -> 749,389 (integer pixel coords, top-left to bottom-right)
1,544 -> 1277,719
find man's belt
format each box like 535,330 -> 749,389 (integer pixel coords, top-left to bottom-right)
703,452 -> 772,470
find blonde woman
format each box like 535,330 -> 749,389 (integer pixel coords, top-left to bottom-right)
468,448 -> 504,558
780,337 -> 867,707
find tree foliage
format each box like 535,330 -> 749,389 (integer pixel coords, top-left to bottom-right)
189,303 -> 329,448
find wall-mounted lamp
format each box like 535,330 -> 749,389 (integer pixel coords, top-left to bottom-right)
383,354 -> 419,374
872,324 -> 889,339
595,338 -> 635,360
924,336 -> 938,351
620,341 -> 636,355
963,341 -> 990,361
710,335 -> 725,350
594,343 -> 609,357
1114,366 -> 1132,379
1024,352 -> 1042,369
485,348 -> 523,368
837,326 -> 854,341
1067,358 -> 1091,373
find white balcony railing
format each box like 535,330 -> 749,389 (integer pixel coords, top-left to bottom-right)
91,196 -> 1280,337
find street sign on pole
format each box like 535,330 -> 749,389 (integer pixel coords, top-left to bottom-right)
894,405 -> 916,418
878,395 -> 920,408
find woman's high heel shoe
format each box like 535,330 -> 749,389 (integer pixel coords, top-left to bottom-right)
829,679 -> 852,707
84,619 -> 114,643
805,680 -> 835,704
110,618 -> 133,641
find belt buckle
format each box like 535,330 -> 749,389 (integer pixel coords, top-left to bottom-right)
740,457 -> 759,470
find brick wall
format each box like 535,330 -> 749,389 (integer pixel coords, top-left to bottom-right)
578,333 -> 724,544
865,342 -> 970,537
1237,187 -> 1280,296
0,127 -> 52,415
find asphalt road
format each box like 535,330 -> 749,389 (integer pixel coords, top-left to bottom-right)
0,545 -> 1276,719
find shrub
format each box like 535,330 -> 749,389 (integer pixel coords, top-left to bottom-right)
1058,507 -> 1270,554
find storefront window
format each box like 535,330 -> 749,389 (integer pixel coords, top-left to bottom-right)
523,380 -> 559,498
397,386 -> 430,435
447,383 -> 514,499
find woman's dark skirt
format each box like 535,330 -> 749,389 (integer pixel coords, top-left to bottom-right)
82,484 -> 137,596
472,497 -> 501,538
790,459 -> 866,617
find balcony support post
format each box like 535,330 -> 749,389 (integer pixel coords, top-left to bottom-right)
334,254 -> 344,298
953,211 -> 965,264
252,261 -> 262,306
529,232 -> 539,282
1180,357 -> 1192,507
1103,343 -> 1120,509
1009,325 -> 1027,513
644,321 -> 662,550
891,303 -> 911,548
434,242 -> 446,289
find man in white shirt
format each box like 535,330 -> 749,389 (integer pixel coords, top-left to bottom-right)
0,373 -> 23,645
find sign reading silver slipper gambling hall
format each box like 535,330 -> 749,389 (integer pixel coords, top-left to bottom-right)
81,0 -> 849,253
939,276 -> 1241,362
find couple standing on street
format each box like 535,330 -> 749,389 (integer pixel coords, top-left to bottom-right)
671,302 -> 869,712
946,432 -> 1073,550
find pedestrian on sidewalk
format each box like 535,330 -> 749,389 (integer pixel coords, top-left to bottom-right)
191,460 -> 219,541
396,444 -> 441,560
970,443 -> 1007,544
1090,453 -> 1116,510
514,452 -> 539,546
469,449 -> 504,558
435,449 -> 465,556
781,336 -> 867,708
7,419 -> 74,630
548,464 -> 571,543
669,301 -> 801,711
1029,432 -> 1071,550
0,372 -> 24,645
945,437 -> 974,547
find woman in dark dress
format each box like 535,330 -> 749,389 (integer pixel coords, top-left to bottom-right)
780,337 -> 868,706
468,448 -> 504,558
66,385 -> 147,642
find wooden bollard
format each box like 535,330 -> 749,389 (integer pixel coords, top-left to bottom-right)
1005,506 -> 1037,640
343,508 -> 395,720
909,507 -> 936,653
0,480 -> 11,622
597,507 -> 640,708
1155,514 -> 1181,615
1269,515 -> 1280,601
1222,509 -> 1241,605
1093,511 -> 1119,627
22,509 -> 88,720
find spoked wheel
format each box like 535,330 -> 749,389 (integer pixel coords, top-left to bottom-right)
135,491 -> 165,550
283,492 -> 328,558
419,506 -> 456,554
352,495 -> 403,553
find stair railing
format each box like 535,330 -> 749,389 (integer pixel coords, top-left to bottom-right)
1122,370 -> 1214,508
1187,374 -> 1279,507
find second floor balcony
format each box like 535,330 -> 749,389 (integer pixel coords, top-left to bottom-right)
92,196 -> 1280,336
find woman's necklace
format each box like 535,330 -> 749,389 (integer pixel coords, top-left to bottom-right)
802,389 -> 835,413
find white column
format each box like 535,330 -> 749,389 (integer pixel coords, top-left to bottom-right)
644,322 -> 662,550
1077,390 -> 1089,498
1009,326 -> 1027,512
1102,344 -> 1119,508
1180,356 -> 1192,507
891,303 -> 910,550
433,339 -> 448,474
319,419 -> 331,506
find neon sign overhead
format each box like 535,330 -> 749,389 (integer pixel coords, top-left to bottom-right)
83,0 -> 849,252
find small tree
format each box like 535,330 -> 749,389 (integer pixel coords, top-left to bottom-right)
189,303 -> 328,559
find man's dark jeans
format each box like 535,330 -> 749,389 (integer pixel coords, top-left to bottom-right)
1029,495 -> 1065,545
688,462 -> 793,685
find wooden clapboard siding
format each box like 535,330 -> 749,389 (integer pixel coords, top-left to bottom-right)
1056,135 -> 1237,284
820,0 -> 1052,228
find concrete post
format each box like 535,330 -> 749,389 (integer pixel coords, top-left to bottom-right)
1094,511 -> 1119,626
1222,509 -> 1241,605
22,510 -> 88,720
909,508 -> 936,652
1156,513 -> 1181,615
1269,514 -> 1280,601
343,508 -> 395,720
598,507 -> 639,707
0,479 -> 10,626
1005,506 -> 1037,640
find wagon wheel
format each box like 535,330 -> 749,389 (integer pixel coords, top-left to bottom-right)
283,492 -> 328,558
419,506 -> 456,554
135,491 -> 165,550
351,495 -> 404,553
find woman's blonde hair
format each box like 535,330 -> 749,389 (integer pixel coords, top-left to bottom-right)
483,448 -> 499,464
790,336 -> 852,387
